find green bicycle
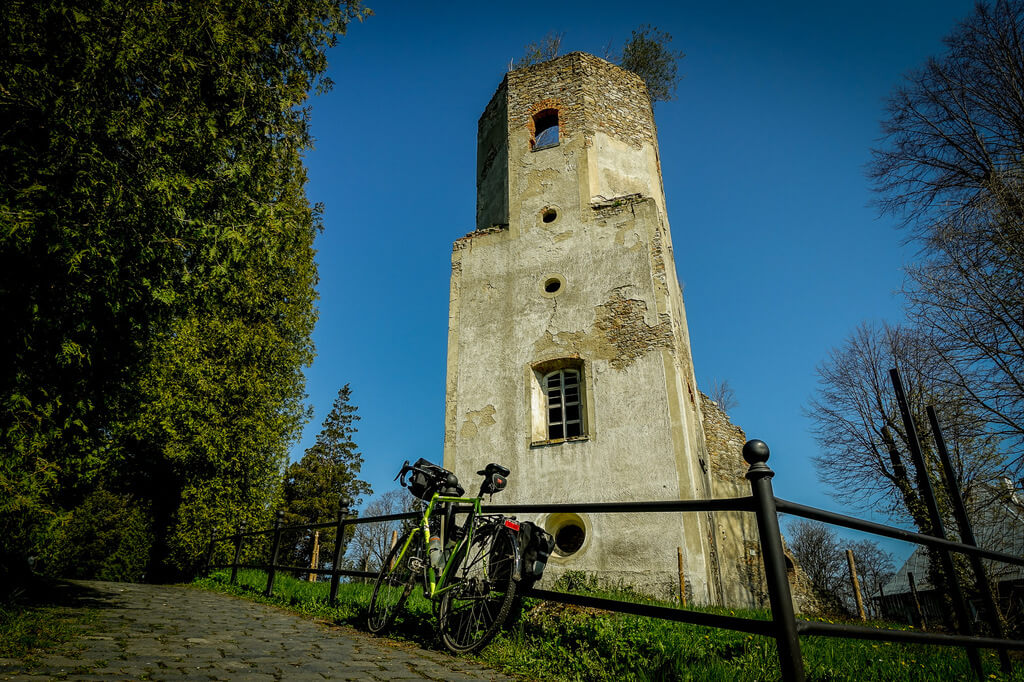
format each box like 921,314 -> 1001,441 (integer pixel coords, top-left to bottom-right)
367,458 -> 552,653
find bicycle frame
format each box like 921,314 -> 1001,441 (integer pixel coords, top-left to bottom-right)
392,492 -> 520,599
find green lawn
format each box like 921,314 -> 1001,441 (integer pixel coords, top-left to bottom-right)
193,569 -> 1022,681
0,602 -> 97,665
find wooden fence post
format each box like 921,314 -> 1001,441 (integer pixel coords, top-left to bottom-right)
309,531 -> 320,582
908,572 -> 927,631
846,549 -> 866,621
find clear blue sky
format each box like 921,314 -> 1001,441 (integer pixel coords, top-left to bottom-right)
294,1 -> 977,561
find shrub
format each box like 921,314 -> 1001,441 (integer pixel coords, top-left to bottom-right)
44,488 -> 153,582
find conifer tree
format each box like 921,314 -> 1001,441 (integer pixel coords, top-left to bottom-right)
0,0 -> 368,581
282,385 -> 372,567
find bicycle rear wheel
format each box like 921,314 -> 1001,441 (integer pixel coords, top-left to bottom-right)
368,530 -> 422,634
438,524 -> 518,653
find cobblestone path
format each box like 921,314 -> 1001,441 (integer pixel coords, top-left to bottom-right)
1,580 -> 517,681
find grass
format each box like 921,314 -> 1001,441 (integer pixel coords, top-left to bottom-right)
193,568 -> 1024,681
0,601 -> 97,665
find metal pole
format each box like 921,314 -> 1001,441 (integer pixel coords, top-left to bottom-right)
927,406 -> 1012,674
744,439 -> 805,682
677,546 -> 687,608
329,505 -> 350,606
204,524 -> 218,575
265,510 -> 284,597
889,369 -> 982,679
846,549 -> 866,621
230,522 -> 246,585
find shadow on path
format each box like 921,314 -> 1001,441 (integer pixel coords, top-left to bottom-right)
1,581 -> 515,681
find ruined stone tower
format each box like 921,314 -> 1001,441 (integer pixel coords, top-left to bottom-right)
443,52 -> 743,603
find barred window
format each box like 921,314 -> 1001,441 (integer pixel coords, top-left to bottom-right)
544,368 -> 582,440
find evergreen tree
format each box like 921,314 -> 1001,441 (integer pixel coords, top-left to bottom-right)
282,385 -> 372,567
618,25 -> 685,104
0,0 -> 368,581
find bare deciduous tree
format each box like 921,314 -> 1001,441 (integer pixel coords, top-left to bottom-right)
511,31 -> 563,70
870,0 -> 1024,469
806,322 -> 1004,532
709,378 -> 738,413
346,489 -> 420,573
870,0 -> 1024,234
904,185 -> 1024,472
787,520 -> 848,614
847,539 -> 896,619
788,520 -> 896,618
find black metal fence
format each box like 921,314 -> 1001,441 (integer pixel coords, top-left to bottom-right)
204,373 -> 1024,682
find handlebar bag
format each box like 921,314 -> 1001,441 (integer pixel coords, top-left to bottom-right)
408,458 -> 452,501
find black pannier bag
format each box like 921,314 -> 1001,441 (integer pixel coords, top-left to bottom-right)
407,458 -> 462,501
518,521 -> 554,584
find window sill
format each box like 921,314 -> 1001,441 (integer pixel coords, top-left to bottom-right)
532,142 -> 560,152
530,435 -> 589,448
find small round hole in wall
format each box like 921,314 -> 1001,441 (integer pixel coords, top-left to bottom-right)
542,208 -> 557,223
544,513 -> 588,557
540,273 -> 566,298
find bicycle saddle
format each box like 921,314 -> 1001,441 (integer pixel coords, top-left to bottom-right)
477,463 -> 509,496
476,463 -> 510,477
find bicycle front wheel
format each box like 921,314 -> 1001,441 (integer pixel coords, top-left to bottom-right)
368,530 -> 422,634
439,524 -> 518,653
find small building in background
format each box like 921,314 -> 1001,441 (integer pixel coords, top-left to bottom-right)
873,481 -> 1024,626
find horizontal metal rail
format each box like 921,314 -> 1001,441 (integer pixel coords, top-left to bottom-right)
523,587 -> 774,637
776,498 -> 1024,567
204,437 -> 1024,682
482,497 -> 756,515
798,621 -> 1024,650
209,511 -> 419,544
211,563 -> 377,581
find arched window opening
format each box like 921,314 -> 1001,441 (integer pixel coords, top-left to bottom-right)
533,109 -> 559,149
544,368 -> 582,439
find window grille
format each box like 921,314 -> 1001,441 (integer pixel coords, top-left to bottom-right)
544,368 -> 582,439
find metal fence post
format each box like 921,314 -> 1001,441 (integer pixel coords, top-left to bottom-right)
230,522 -> 246,585
204,524 -> 218,575
329,502 -> 351,606
890,369 -> 983,679
265,511 -> 284,597
744,439 -> 805,682
928,406 -> 1012,675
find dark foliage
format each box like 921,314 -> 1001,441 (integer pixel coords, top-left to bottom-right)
43,488 -> 153,582
0,0 -> 367,583
618,25 -> 685,104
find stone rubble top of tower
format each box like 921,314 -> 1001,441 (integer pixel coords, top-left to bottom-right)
474,51 -> 665,233
504,52 -> 656,150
